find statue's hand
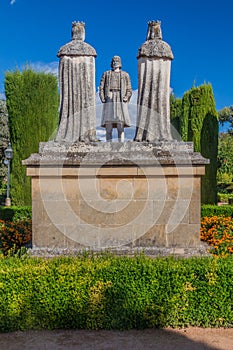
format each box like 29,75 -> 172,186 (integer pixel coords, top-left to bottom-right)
123,96 -> 128,102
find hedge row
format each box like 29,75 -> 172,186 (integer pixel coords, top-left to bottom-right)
5,69 -> 59,206
201,205 -> 233,218
0,254 -> 232,332
0,206 -> 32,222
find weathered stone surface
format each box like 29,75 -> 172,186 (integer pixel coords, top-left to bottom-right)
135,20 -> 174,142
55,22 -> 97,143
138,19 -> 173,59
24,140 -> 208,253
23,141 -> 208,167
169,224 -> 201,248
58,21 -> 97,57
39,140 -> 195,154
58,40 -> 97,57
133,224 -> 167,247
138,39 -> 174,60
138,38 -> 173,59
28,245 -> 211,258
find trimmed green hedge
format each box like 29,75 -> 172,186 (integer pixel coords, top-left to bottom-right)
0,206 -> 32,222
0,254 -> 232,332
201,204 -> 233,218
5,69 -> 59,205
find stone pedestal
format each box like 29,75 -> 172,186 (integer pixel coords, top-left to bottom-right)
23,141 -> 209,256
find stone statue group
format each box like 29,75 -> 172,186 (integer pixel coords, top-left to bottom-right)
55,20 -> 174,143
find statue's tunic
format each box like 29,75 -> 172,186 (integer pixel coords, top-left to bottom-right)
55,23 -> 97,143
99,70 -> 132,128
134,21 -> 174,142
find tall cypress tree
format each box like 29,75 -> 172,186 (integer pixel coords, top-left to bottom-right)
170,93 -> 182,139
179,83 -> 218,204
0,100 -> 10,202
5,69 -> 59,205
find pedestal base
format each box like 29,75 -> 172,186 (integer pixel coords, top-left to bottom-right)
23,141 -> 209,255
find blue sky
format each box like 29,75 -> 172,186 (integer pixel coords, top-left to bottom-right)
1,0 -> 233,111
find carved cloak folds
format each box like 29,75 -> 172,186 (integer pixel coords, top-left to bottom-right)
55,22 -> 97,143
134,21 -> 174,142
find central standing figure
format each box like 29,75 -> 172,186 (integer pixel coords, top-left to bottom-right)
99,56 -> 132,141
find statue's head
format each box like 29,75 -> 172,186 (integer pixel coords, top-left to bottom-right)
147,20 -> 162,40
111,56 -> 122,70
72,21 -> 85,41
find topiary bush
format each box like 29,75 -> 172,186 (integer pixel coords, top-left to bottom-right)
201,205 -> 233,218
0,254 -> 232,332
5,68 -> 59,205
180,84 -> 218,204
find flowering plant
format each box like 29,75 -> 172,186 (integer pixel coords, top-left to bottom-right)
201,216 -> 233,256
0,219 -> 32,256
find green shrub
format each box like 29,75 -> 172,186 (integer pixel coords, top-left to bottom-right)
217,133 -> 233,180
201,204 -> 233,218
180,84 -> 218,204
217,193 -> 233,203
170,93 -> 182,138
0,254 -> 232,332
217,182 -> 233,194
217,193 -> 228,202
5,69 -> 59,205
0,206 -> 32,222
217,173 -> 233,185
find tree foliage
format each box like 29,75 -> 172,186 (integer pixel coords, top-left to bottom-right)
0,100 -> 9,198
170,93 -> 182,139
218,106 -> 233,124
0,100 -> 9,180
5,69 -> 59,205
179,83 -> 219,204
217,133 -> 233,184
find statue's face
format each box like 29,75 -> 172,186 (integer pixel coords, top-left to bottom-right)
111,57 -> 121,70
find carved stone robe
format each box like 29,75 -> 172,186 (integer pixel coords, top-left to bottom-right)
134,24 -> 174,142
55,26 -> 97,143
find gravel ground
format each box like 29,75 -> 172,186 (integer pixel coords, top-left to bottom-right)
0,328 -> 232,350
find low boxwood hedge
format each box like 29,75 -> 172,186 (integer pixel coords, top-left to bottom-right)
0,206 -> 32,222
201,204 -> 233,218
0,254 -> 232,332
